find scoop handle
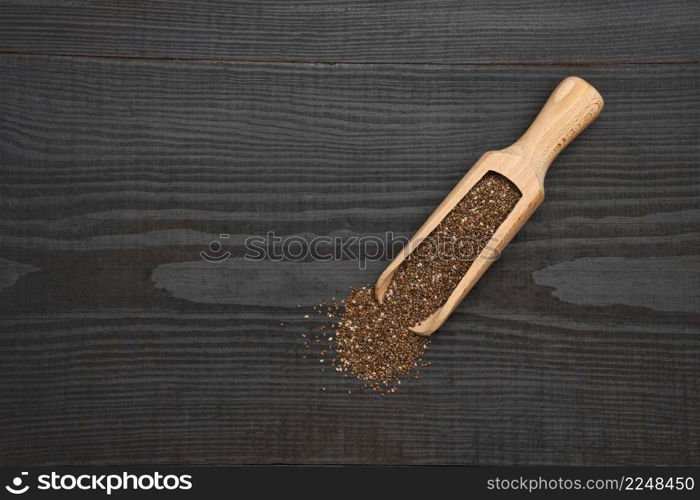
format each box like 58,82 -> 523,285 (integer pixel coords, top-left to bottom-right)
510,76 -> 604,183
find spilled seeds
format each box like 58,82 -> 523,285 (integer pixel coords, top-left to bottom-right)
304,172 -> 521,392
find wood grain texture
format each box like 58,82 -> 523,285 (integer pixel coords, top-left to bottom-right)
0,0 -> 698,63
1,53 -> 698,465
533,256 -> 700,313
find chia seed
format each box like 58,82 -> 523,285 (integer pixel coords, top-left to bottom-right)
308,172 -> 521,392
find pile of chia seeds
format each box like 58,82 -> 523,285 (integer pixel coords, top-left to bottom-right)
304,172 -> 521,393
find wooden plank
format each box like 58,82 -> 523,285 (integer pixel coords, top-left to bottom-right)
0,55 -> 699,464
0,0 -> 698,63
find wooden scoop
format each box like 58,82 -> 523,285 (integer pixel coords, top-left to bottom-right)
375,76 -> 604,335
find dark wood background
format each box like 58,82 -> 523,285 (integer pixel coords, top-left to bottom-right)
0,1 -> 698,465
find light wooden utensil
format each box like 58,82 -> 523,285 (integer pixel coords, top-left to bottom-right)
375,76 -> 604,335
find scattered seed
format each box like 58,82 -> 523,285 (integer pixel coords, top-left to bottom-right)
303,172 -> 520,393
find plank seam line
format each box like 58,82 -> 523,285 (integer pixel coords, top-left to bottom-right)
0,51 -> 698,67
